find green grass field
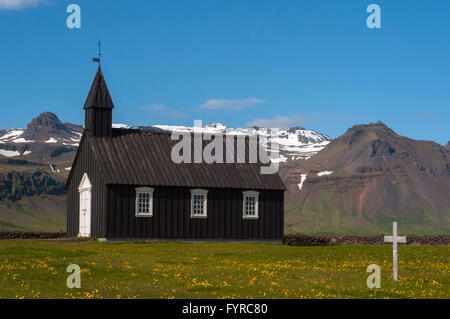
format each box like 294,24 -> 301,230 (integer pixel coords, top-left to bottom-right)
0,240 -> 448,299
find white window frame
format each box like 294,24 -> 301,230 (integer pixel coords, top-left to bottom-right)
135,187 -> 154,217
243,190 -> 259,219
190,189 -> 208,218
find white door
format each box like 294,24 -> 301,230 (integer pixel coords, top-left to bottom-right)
79,190 -> 91,237
78,173 -> 92,237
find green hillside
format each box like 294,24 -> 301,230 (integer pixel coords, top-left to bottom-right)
0,161 -> 67,232
0,195 -> 66,232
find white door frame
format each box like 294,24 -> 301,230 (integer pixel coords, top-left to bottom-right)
78,173 -> 92,237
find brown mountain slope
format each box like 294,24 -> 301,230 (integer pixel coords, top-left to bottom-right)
21,112 -> 80,141
280,121 -> 450,235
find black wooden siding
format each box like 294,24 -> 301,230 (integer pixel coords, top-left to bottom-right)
85,108 -> 112,138
67,134 -> 285,240
66,136 -> 107,237
106,185 -> 284,240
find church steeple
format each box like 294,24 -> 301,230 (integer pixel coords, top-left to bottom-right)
84,67 -> 114,137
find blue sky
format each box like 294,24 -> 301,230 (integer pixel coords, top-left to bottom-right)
0,0 -> 449,144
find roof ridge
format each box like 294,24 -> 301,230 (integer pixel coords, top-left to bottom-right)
111,128 -> 172,135
110,127 -> 262,138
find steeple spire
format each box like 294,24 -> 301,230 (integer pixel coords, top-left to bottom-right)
84,67 -> 114,137
83,67 -> 114,110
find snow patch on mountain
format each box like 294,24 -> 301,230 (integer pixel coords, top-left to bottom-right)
0,149 -> 21,157
298,174 -> 307,190
45,137 -> 58,143
12,138 -> 34,143
112,123 -> 131,129
318,171 -> 333,176
0,130 -> 24,140
271,154 -> 288,163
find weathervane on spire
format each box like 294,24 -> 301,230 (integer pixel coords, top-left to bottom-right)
92,40 -> 101,66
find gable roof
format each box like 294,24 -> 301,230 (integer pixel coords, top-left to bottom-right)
83,128 -> 286,191
83,67 -> 115,110
78,173 -> 92,191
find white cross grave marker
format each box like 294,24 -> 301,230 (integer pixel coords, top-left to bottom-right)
384,221 -> 407,281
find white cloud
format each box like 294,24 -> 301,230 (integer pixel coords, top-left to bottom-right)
140,104 -> 166,111
199,98 -> 267,111
0,0 -> 46,10
140,104 -> 186,118
245,114 -> 307,129
417,112 -> 438,120
169,110 -> 185,118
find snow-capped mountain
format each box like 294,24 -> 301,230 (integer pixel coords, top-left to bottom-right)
151,123 -> 331,162
111,122 -> 331,162
0,112 -> 82,162
0,114 -> 330,165
0,112 -> 82,147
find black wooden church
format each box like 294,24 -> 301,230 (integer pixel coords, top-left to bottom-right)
66,67 -> 286,240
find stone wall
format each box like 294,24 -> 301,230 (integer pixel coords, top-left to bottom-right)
0,232 -> 66,240
0,232 -> 448,245
283,234 -> 450,246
